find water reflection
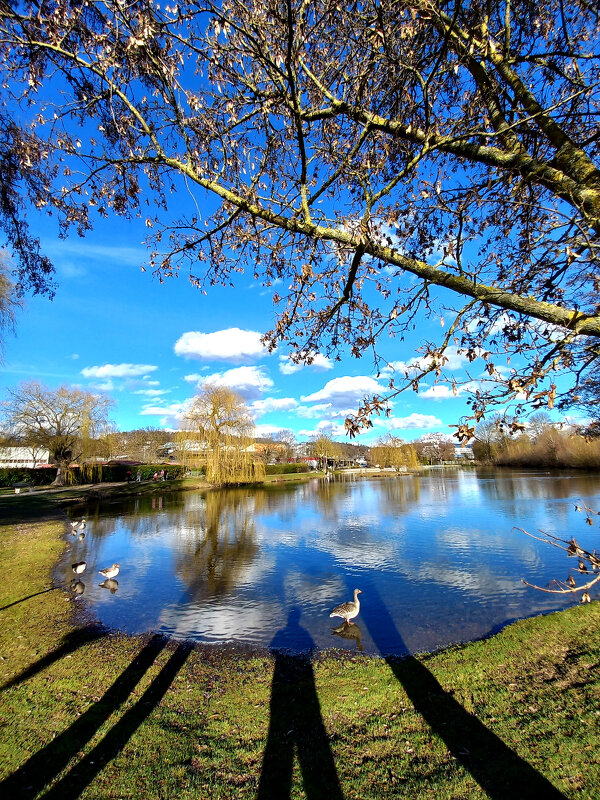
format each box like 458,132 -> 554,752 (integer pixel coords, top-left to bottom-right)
99,578 -> 119,594
332,621 -> 364,651
174,490 -> 258,599
61,469 -> 600,655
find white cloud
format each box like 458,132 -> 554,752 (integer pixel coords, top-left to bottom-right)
279,352 -> 334,374
249,397 -> 298,416
381,346 -> 480,379
133,389 -> 170,397
174,328 -> 269,361
301,375 -> 383,407
81,363 -> 158,379
139,400 -> 190,428
419,385 -> 465,400
295,403 -> 333,419
254,423 -> 289,438
198,366 -> 274,400
183,370 -> 210,383
298,420 -> 349,438
377,413 -> 443,430
88,380 -> 115,392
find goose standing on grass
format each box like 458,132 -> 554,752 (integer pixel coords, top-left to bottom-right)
99,563 -> 120,580
329,589 -> 362,624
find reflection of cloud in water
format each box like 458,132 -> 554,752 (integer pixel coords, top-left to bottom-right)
282,571 -> 346,614
66,471 -> 600,654
158,600 -> 281,643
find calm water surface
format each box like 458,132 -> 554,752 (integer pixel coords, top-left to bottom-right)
60,469 -> 600,656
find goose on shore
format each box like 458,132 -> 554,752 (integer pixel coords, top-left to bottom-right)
99,563 -> 120,579
329,589 -> 362,624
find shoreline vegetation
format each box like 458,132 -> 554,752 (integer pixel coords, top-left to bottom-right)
1,478 -> 599,798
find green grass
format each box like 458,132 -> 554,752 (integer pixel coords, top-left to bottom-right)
1,487 -> 599,798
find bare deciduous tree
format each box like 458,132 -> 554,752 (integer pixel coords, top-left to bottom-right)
1,381 -> 114,484
1,1 -> 600,432
0,255 -> 23,360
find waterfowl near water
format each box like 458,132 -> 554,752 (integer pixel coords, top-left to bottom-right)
99,563 -> 120,579
71,561 -> 87,575
330,589 -> 362,624
69,578 -> 85,594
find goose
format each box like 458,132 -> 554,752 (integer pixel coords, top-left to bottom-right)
71,561 -> 87,575
99,563 -> 120,579
330,589 -> 362,624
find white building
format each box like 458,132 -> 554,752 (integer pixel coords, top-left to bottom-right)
0,446 -> 51,468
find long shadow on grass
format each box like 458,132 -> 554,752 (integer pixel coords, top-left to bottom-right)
257,608 -> 344,800
39,640 -> 193,800
359,583 -> 566,800
0,624 -> 107,693
0,633 -> 168,800
0,586 -> 61,611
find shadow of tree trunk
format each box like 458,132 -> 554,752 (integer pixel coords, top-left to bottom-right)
257,609 -> 343,800
357,583 -> 566,799
0,624 -> 107,693
39,641 -> 192,800
0,634 -> 168,799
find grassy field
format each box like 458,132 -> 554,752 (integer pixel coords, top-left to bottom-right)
0,484 -> 599,799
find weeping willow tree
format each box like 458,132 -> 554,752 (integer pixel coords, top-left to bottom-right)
182,385 -> 265,485
371,435 -> 419,472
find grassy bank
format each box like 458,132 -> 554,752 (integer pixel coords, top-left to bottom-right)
1,489 -> 599,799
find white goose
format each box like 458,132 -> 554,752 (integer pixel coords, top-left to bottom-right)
329,589 -> 362,624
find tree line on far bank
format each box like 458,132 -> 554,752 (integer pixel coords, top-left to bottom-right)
473,413 -> 600,469
2,380 -> 599,488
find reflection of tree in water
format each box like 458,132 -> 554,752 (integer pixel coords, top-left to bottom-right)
377,475 -> 422,514
311,478 -> 355,519
174,489 -> 258,599
252,484 -> 305,521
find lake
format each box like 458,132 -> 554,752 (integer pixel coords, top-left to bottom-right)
60,468 -> 600,656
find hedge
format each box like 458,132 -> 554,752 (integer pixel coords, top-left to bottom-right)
265,463 -> 310,475
0,463 -> 189,488
0,467 -> 58,487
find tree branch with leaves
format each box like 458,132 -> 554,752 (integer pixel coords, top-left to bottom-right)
1,0 -> 600,431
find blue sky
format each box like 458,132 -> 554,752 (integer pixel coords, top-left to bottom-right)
0,208 -> 578,445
